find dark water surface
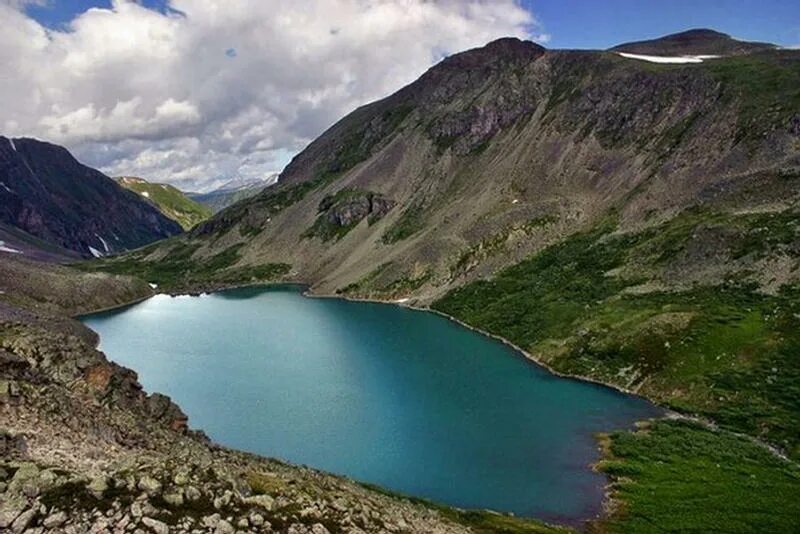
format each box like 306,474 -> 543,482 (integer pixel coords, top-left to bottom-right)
82,285 -> 659,522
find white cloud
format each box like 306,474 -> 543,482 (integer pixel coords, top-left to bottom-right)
0,0 -> 541,191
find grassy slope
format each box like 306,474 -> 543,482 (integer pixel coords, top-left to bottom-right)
433,210 -> 800,458
594,420 -> 800,533
433,210 -> 800,531
117,179 -> 212,230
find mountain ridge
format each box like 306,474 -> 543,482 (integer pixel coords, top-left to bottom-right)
116,176 -> 212,230
611,28 -> 777,56
113,31 -> 799,298
0,137 -> 183,258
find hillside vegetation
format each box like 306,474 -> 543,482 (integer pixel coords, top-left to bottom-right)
117,177 -> 211,230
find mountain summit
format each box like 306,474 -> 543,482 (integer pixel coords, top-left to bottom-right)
611,28 -> 776,56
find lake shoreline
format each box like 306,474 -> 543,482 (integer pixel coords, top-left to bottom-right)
77,280 -> 664,527
75,279 -> 793,529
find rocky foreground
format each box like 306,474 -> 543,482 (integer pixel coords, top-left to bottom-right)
0,255 -> 562,534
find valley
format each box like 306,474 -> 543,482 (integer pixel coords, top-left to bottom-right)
2,26 -> 800,534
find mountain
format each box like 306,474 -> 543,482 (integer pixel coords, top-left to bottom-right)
15,29 -> 800,532
0,137 -> 182,258
106,32 -> 799,297
187,175 -> 277,213
612,28 -> 776,56
116,176 -> 212,230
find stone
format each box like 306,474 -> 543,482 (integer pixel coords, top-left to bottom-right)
202,514 -> 221,529
213,490 -> 232,510
243,494 -> 274,511
311,524 -> 331,534
11,508 -> 36,533
184,486 -> 201,502
88,476 -> 109,498
43,511 -> 68,528
172,469 -> 190,486
214,519 -> 235,534
249,513 -> 264,527
137,476 -> 162,496
141,517 -> 169,534
162,490 -> 184,507
130,502 -> 143,518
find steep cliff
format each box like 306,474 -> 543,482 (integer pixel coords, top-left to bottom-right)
0,138 -> 183,258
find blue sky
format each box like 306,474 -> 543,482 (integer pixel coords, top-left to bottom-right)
522,0 -> 800,48
28,0 -> 800,48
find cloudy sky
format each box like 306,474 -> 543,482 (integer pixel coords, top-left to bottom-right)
2,1 -> 798,192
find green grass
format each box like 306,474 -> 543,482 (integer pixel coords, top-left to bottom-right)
80,240 -> 290,291
117,178 -> 211,230
433,210 -> 800,458
704,51 -> 800,142
595,419 -> 800,533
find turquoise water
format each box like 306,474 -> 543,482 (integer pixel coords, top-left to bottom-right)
82,285 -> 659,523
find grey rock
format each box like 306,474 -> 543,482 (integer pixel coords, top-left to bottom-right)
88,476 -> 109,498
137,476 -> 162,496
141,517 -> 169,534
214,519 -> 234,534
11,508 -> 36,533
243,494 -> 274,511
202,514 -> 221,529
184,486 -> 201,502
43,511 -> 68,528
163,489 -> 184,507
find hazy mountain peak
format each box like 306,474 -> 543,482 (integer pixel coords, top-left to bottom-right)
611,28 -> 777,56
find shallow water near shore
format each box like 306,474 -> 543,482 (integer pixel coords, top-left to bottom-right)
82,285 -> 660,523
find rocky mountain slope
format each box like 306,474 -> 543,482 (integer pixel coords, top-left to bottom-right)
102,32 -> 799,300
188,176 -> 276,214
117,177 -> 212,230
0,137 -> 182,258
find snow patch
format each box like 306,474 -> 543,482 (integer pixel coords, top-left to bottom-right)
394,298 -> 410,304
0,182 -> 13,193
88,246 -> 104,258
95,234 -> 110,253
617,52 -> 721,64
149,283 -> 158,289
0,240 -> 23,254
141,191 -> 150,198
8,138 -> 16,152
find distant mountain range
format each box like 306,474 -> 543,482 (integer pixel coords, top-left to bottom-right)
187,175 -> 277,213
116,176 -> 212,230
0,136 -> 182,258
611,28 -> 776,56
